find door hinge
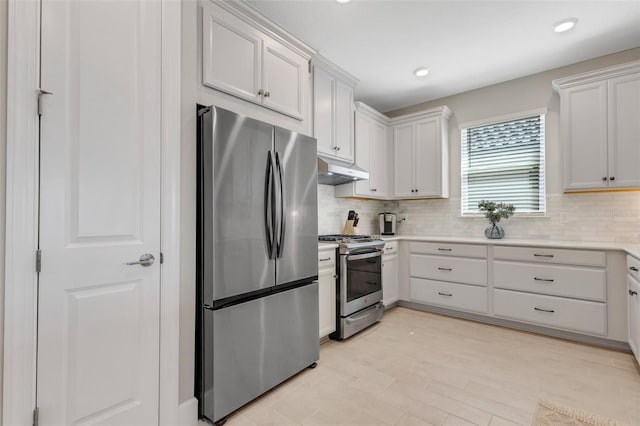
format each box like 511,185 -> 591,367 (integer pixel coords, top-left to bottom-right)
33,407 -> 39,426
37,88 -> 53,116
36,249 -> 42,273
160,252 -> 164,264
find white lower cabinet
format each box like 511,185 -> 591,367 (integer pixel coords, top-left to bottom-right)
382,248 -> 398,307
411,278 -> 487,314
318,248 -> 337,339
627,256 -> 640,364
493,289 -> 607,336
406,241 -> 624,342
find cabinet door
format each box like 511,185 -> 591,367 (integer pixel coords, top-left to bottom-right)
561,82 -> 609,191
318,267 -> 336,338
629,276 -> 640,365
313,67 -> 335,156
383,255 -> 398,307
262,39 -> 307,120
415,118 -> 443,197
370,120 -> 388,197
394,124 -> 416,198
354,111 -> 372,195
202,2 -> 263,104
335,81 -> 354,162
608,73 -> 640,188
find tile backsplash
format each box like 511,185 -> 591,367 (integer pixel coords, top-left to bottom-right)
318,185 -> 640,243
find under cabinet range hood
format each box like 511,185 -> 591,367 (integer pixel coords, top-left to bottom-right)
317,157 -> 369,185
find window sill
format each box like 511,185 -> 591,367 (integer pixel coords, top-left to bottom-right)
460,213 -> 548,219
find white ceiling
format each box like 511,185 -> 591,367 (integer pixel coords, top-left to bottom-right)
247,0 -> 640,113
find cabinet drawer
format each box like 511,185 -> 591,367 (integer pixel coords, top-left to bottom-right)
383,241 -> 398,256
627,255 -> 640,281
410,254 -> 487,286
493,261 -> 606,302
411,278 -> 487,314
493,246 -> 605,267
410,242 -> 487,259
493,289 -> 607,336
318,249 -> 336,269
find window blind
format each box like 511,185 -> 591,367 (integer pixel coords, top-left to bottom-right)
461,114 -> 545,214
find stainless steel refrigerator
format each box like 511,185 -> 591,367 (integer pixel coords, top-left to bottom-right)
196,106 -> 319,425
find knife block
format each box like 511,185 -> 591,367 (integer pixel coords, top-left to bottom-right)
342,220 -> 356,235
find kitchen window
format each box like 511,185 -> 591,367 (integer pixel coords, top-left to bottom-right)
461,111 -> 546,215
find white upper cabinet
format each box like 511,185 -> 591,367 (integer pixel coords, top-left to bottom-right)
202,1 -> 312,121
554,60 -> 640,191
335,102 -> 390,199
312,55 -> 358,163
391,107 -> 451,199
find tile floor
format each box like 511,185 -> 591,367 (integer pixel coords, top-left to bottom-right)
223,307 -> 640,426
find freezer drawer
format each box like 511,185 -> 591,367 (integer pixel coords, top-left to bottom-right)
202,282 -> 319,423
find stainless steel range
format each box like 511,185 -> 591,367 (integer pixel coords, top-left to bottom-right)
319,235 -> 385,340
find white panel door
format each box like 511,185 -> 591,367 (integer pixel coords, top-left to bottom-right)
394,124 -> 415,198
318,267 -> 337,338
370,120 -> 387,197
608,73 -> 640,188
202,1 -> 262,104
415,118 -> 441,197
561,82 -> 609,191
354,111 -> 372,195
313,67 -> 335,156
262,39 -> 306,120
382,255 -> 398,306
38,1 -> 161,424
334,80 -> 354,163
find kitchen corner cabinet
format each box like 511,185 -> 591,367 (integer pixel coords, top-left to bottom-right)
318,247 -> 337,339
553,61 -> 640,191
335,102 -> 390,199
202,0 -> 312,121
391,106 -> 451,199
382,242 -> 399,307
627,255 -> 640,365
312,56 -> 358,163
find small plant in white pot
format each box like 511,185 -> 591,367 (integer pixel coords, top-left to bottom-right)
478,200 -> 515,239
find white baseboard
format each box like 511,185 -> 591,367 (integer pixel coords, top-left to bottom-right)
178,397 -> 199,426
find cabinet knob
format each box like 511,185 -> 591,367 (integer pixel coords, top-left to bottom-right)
610,176 -> 615,181
336,146 -> 341,151
264,91 -> 270,98
630,266 -> 639,272
602,177 -> 608,181
630,289 -> 638,296
371,188 -> 377,192
258,89 -> 264,96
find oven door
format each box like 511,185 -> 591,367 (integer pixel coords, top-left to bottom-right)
340,249 -> 383,317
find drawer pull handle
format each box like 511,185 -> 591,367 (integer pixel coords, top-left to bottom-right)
438,267 -> 452,271
366,281 -> 378,285
386,247 -> 393,251
438,248 -> 452,252
438,292 -> 453,297
534,277 -> 555,282
534,254 -> 554,258
630,266 -> 639,272
534,307 -> 555,313
630,290 -> 638,296
319,257 -> 331,262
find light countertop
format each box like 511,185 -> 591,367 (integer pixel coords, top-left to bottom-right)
379,234 -> 640,259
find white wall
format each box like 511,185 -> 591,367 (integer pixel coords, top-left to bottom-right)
0,0 -> 8,419
383,47 -> 640,243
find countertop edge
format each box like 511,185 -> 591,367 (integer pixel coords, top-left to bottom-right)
379,235 -> 640,259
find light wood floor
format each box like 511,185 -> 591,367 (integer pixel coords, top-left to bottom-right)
224,307 -> 640,426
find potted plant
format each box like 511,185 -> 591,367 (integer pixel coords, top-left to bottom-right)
478,200 -> 516,239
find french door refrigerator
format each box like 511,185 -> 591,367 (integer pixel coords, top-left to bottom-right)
196,105 -> 319,424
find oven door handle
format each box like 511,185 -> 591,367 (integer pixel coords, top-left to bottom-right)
347,251 -> 382,261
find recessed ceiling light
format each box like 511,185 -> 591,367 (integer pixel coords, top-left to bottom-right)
554,18 -> 578,33
336,0 -> 351,3
414,67 -> 430,78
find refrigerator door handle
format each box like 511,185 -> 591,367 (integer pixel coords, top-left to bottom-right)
275,152 -> 286,258
264,151 -> 275,258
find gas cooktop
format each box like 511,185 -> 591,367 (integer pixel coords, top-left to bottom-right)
318,234 -> 372,242
318,234 -> 385,254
